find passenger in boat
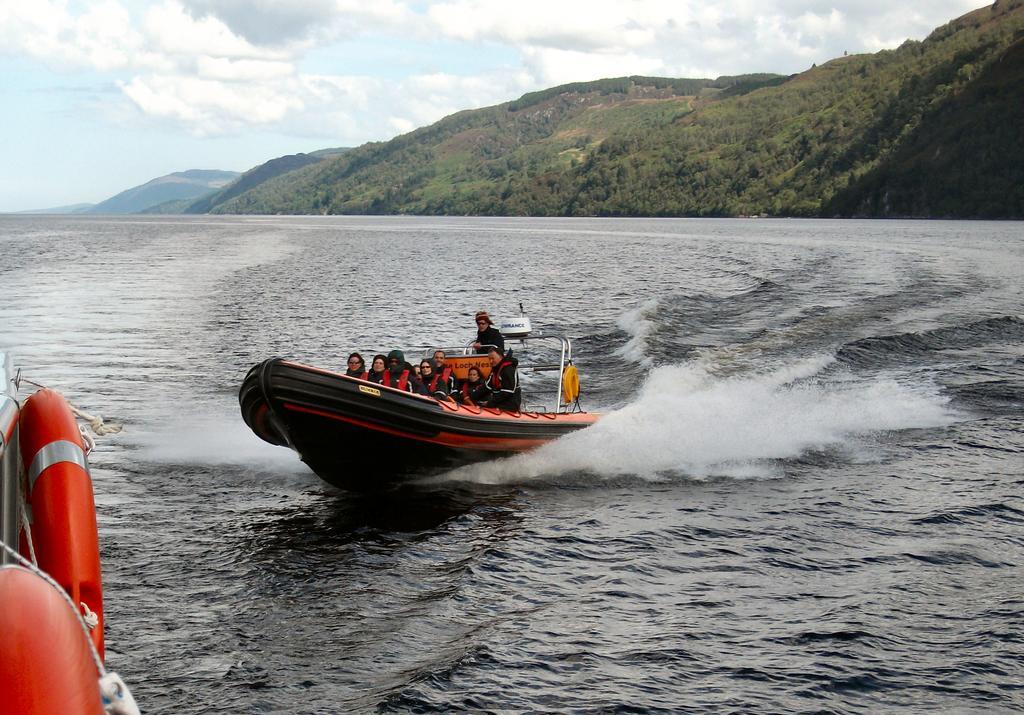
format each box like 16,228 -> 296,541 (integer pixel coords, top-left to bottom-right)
432,350 -> 458,393
458,366 -> 485,404
367,354 -> 387,384
472,311 -> 505,355
419,359 -> 450,399
479,346 -> 521,410
345,352 -> 368,379
381,350 -> 415,392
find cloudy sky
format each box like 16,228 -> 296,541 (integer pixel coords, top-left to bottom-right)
0,0 -> 985,211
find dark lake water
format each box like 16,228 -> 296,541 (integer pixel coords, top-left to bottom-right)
1,215 -> 1022,712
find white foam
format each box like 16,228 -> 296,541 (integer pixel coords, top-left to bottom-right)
614,298 -> 659,366
438,357 -> 959,485
132,412 -> 310,473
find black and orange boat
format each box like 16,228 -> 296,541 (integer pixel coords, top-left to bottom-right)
239,335 -> 599,489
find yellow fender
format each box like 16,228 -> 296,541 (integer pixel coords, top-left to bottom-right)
561,364 -> 580,405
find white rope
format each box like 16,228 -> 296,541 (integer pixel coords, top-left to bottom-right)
19,501 -> 37,566
100,672 -> 140,715
81,600 -> 99,630
71,405 -> 123,436
18,378 -> 123,436
80,424 -> 97,456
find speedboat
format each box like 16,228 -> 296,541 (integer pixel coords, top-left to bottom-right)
239,334 -> 599,489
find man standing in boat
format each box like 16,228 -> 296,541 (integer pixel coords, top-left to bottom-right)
472,345 -> 521,411
472,311 -> 505,354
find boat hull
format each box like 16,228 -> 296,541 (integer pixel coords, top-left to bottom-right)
239,358 -> 598,489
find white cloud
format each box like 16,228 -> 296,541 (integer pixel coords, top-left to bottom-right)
143,2 -> 287,61
119,73 -> 305,133
0,0 -> 143,70
195,56 -> 295,81
73,0 -> 142,70
0,0 -> 991,146
177,0 -> 340,45
428,1 -> 665,51
176,0 -> 417,46
427,0 -> 985,79
522,47 -> 664,87
114,66 -> 531,143
396,71 -> 522,125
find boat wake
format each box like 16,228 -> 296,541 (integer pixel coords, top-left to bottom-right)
132,408 -> 311,473
435,356 -> 960,485
613,297 -> 659,366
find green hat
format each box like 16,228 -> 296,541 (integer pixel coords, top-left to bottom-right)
387,349 -> 405,363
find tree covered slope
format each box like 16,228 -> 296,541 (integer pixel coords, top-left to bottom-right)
209,1 -> 1024,218
185,149 -> 350,214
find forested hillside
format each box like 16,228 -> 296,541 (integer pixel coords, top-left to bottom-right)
184,148 -> 349,214
211,75 -> 777,215
210,0 -> 1024,219
826,32 -> 1024,217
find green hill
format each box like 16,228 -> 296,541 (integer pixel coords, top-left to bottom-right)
87,169 -> 239,214
211,76 -> 779,215
185,149 -> 350,214
209,0 -> 1024,219
826,29 -> 1024,217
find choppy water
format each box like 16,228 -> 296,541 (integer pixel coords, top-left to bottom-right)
1,215 -> 1022,713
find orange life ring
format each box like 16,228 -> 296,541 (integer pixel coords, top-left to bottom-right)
19,389 -> 105,660
0,566 -> 104,714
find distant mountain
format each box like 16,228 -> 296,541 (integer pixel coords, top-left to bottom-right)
86,169 -> 239,214
202,0 -> 1024,219
17,203 -> 94,214
185,150 -> 349,214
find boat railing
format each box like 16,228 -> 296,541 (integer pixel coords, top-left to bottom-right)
418,334 -> 574,413
0,352 -> 21,564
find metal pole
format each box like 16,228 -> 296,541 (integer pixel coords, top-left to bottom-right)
0,352 -> 20,563
555,339 -> 566,413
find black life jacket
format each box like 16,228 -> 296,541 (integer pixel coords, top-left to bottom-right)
381,369 -> 410,391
